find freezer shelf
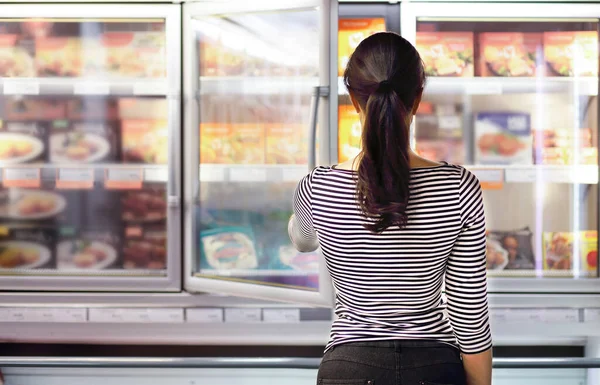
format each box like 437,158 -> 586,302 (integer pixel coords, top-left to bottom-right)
199,164 -> 307,183
1,78 -> 170,97
199,77 -> 318,95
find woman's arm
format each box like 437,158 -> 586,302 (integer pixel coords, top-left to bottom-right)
289,173 -> 319,252
446,168 -> 493,385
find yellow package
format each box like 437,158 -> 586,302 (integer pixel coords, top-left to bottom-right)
338,105 -> 362,163
200,123 -> 233,164
265,124 -> 308,165
121,120 -> 168,164
338,18 -> 386,76
229,124 -> 265,164
543,231 -> 598,276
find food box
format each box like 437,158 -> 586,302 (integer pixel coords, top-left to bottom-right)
486,228 -> 535,271
543,231 -> 597,276
338,18 -> 386,76
230,124 -> 265,164
121,187 -> 167,224
475,112 -> 532,165
57,227 -> 121,270
35,37 -> 81,77
0,188 -> 66,222
50,122 -> 118,163
416,32 -> 474,77
478,33 -> 541,77
0,34 -> 35,77
0,226 -> 56,269
533,128 -> 596,165
67,98 -> 119,121
415,103 -> 462,140
199,226 -> 258,271
414,139 -> 465,165
123,224 -> 166,270
544,31 -> 598,77
265,124 -> 308,165
117,98 -> 168,120
0,122 -> 48,164
121,119 -> 168,164
199,123 -> 233,164
338,104 -> 361,163
103,32 -> 166,78
4,98 -> 67,121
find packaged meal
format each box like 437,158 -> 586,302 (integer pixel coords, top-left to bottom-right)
479,33 -> 541,77
486,228 -> 535,271
544,31 -> 598,77
57,227 -> 121,270
265,124 -> 308,165
543,231 -> 597,276
0,34 -> 35,77
50,122 -> 117,163
416,32 -> 474,77
200,226 -> 258,270
338,18 -> 386,76
123,225 -> 166,270
121,119 -> 168,164
475,112 -> 532,165
0,226 -> 57,270
0,122 -> 47,164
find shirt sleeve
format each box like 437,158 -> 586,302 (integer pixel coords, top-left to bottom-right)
289,172 -> 319,252
445,167 -> 493,354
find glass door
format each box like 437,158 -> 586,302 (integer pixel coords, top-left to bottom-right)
401,2 -> 599,292
184,0 -> 335,306
0,4 -> 181,291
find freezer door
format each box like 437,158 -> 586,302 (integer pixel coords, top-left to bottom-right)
184,0 -> 336,306
0,4 -> 182,292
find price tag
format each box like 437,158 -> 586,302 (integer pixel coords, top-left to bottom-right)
584,309 -> 600,323
544,168 -> 571,184
544,309 -> 579,323
186,308 -> 224,323
133,81 -> 168,96
24,308 -> 87,323
0,308 -> 12,322
3,79 -> 40,95
504,308 -> 542,322
199,166 -> 225,182
89,308 -> 183,323
505,168 -> 537,183
230,168 -> 267,182
8,308 -> 27,322
105,168 -> 143,189
471,168 -> 504,190
74,82 -> 110,95
55,168 -> 94,189
2,168 -> 41,188
146,308 -> 184,323
144,167 -> 168,183
262,308 -> 300,323
283,167 -> 307,183
224,308 -> 261,323
489,309 -> 509,323
88,308 -> 126,323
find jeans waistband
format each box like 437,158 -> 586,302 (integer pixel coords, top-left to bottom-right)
340,339 -> 459,350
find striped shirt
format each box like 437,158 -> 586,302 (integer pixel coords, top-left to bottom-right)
290,163 -> 492,354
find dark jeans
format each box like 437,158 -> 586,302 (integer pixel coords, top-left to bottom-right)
317,340 -> 466,385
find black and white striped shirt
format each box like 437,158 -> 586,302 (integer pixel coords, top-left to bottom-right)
291,163 -> 492,354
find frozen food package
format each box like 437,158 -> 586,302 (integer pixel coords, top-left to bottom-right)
265,124 -> 308,165
230,124 -> 265,164
121,119 -> 168,164
478,33 -> 541,77
533,128 -> 596,165
416,32 -> 474,77
198,40 -> 245,77
67,98 -> 119,121
338,18 -> 386,76
121,187 -> 167,224
414,139 -> 465,165
475,112 -> 532,165
117,98 -> 168,120
0,34 -> 35,77
103,32 -> 166,78
0,122 -> 48,164
0,226 -> 57,270
4,98 -> 67,121
544,31 -> 598,77
199,226 -> 258,270
50,122 -> 118,163
123,224 -> 166,270
543,231 -> 598,276
35,37 -> 82,77
57,227 -> 121,270
199,123 -> 234,164
338,104 -> 362,163
486,228 -> 535,271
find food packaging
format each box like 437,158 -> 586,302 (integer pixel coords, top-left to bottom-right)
0,188 -> 66,223
4,98 -> 67,121
416,32 -> 474,77
338,18 -> 386,76
230,124 -> 265,164
338,104 -> 361,163
199,226 -> 258,270
121,187 -> 167,224
123,224 -> 166,270
121,119 -> 168,164
544,31 -> 598,77
0,34 -> 35,77
533,128 -> 596,165
475,112 -> 532,165
414,139 -> 465,165
478,33 -> 541,77
50,122 -> 118,163
117,98 -> 168,120
0,226 -> 57,269
200,123 -> 234,164
543,231 -> 597,276
0,122 -> 48,164
486,228 -> 535,271
57,227 -> 121,270
67,98 -> 119,121
103,32 -> 166,78
265,124 -> 308,165
35,37 -> 81,77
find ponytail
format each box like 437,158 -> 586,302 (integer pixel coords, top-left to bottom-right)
357,84 -> 412,233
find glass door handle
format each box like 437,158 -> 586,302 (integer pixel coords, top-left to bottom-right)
308,85 -> 330,170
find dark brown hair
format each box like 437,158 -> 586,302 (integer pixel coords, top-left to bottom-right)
344,32 -> 425,233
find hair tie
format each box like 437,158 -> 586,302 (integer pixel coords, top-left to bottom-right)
376,80 -> 393,94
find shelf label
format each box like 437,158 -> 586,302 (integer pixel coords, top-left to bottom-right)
224,308 -> 261,323
105,168 -> 143,189
584,308 -> 600,323
3,79 -> 40,95
89,308 -> 183,323
55,168 -> 94,189
229,168 -> 267,182
74,82 -> 110,95
544,309 -> 579,323
199,166 -> 225,182
186,308 -> 224,323
503,308 -> 543,323
505,168 -> 538,183
471,168 -> 504,190
2,168 -> 41,188
133,81 -> 168,96
262,308 -> 300,323
144,167 -> 168,183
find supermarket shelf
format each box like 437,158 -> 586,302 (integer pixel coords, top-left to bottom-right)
197,270 -> 318,277
0,77 -> 170,96
0,269 -> 166,277
0,164 -> 168,186
466,164 -> 598,184
338,77 -> 598,96
199,76 -> 319,95
199,164 -> 308,183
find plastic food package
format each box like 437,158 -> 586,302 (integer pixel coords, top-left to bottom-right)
35,37 -> 82,77
544,31 -> 598,77
543,231 -> 598,276
265,124 -> 308,165
416,32 -> 474,77
486,228 -> 535,271
121,119 -> 168,164
199,226 -> 258,270
475,112 -> 532,165
478,33 -> 541,77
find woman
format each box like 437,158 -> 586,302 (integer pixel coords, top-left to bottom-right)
288,32 -> 492,385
